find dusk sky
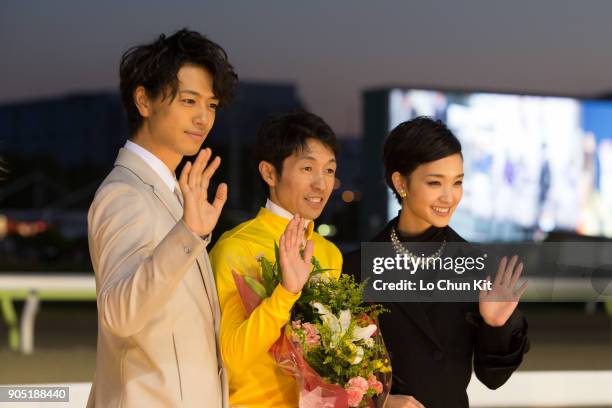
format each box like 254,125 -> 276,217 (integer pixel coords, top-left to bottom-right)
2,0 -> 612,135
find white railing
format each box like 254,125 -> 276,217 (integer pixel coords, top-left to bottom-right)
0,273 -> 95,354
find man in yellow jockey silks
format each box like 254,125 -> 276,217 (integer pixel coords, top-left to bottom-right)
209,110 -> 343,408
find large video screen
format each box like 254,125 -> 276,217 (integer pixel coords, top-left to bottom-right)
388,89 -> 612,241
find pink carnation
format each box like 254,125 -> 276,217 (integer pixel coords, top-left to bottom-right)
367,373 -> 384,395
346,387 -> 364,407
347,376 -> 369,395
302,322 -> 321,348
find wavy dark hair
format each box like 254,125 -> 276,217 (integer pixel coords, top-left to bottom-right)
120,28 -> 238,136
383,116 -> 462,203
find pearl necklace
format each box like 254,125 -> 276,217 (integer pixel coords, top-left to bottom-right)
390,227 -> 446,261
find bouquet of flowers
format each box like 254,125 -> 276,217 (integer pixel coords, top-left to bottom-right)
232,242 -> 391,408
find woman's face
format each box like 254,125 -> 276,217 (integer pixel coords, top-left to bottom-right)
394,153 -> 464,230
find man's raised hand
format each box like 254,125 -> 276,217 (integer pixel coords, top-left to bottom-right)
179,148 -> 227,237
279,214 -> 313,294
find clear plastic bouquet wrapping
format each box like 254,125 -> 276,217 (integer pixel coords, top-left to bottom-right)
232,243 -> 391,408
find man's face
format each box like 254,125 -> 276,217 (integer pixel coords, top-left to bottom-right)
137,64 -> 218,168
269,139 -> 337,221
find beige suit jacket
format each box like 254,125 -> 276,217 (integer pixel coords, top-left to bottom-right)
87,148 -> 228,407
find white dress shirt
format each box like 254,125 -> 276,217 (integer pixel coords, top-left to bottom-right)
265,198 -> 312,230
265,198 -> 294,220
124,140 -> 177,193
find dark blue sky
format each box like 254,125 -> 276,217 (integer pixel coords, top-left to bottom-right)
2,0 -> 612,135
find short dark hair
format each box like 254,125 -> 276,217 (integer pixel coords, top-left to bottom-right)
120,28 -> 238,136
254,110 -> 339,192
383,116 -> 462,202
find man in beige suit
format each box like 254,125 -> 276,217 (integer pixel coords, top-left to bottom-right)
87,29 -> 238,407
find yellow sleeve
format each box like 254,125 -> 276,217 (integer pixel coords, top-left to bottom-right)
315,236 -> 343,281
331,244 -> 343,280
210,237 -> 300,373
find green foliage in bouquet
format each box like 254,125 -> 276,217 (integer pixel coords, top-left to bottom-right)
249,241 -> 391,407
291,274 -> 390,389
294,274 -> 384,322
250,241 -> 334,298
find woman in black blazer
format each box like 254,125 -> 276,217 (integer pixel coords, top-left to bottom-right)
344,117 -> 529,408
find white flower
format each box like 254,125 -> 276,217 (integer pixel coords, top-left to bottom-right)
351,346 -> 365,364
350,323 -> 376,363
353,324 -> 377,342
311,302 -> 351,348
311,302 -> 378,364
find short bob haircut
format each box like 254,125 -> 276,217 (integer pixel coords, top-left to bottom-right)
383,116 -> 462,203
254,110 -> 339,193
120,28 -> 238,136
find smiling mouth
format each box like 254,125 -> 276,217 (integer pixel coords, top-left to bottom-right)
432,206 -> 451,216
306,197 -> 323,204
185,131 -> 205,140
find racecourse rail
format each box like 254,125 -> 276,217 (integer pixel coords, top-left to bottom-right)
0,273 -> 611,354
